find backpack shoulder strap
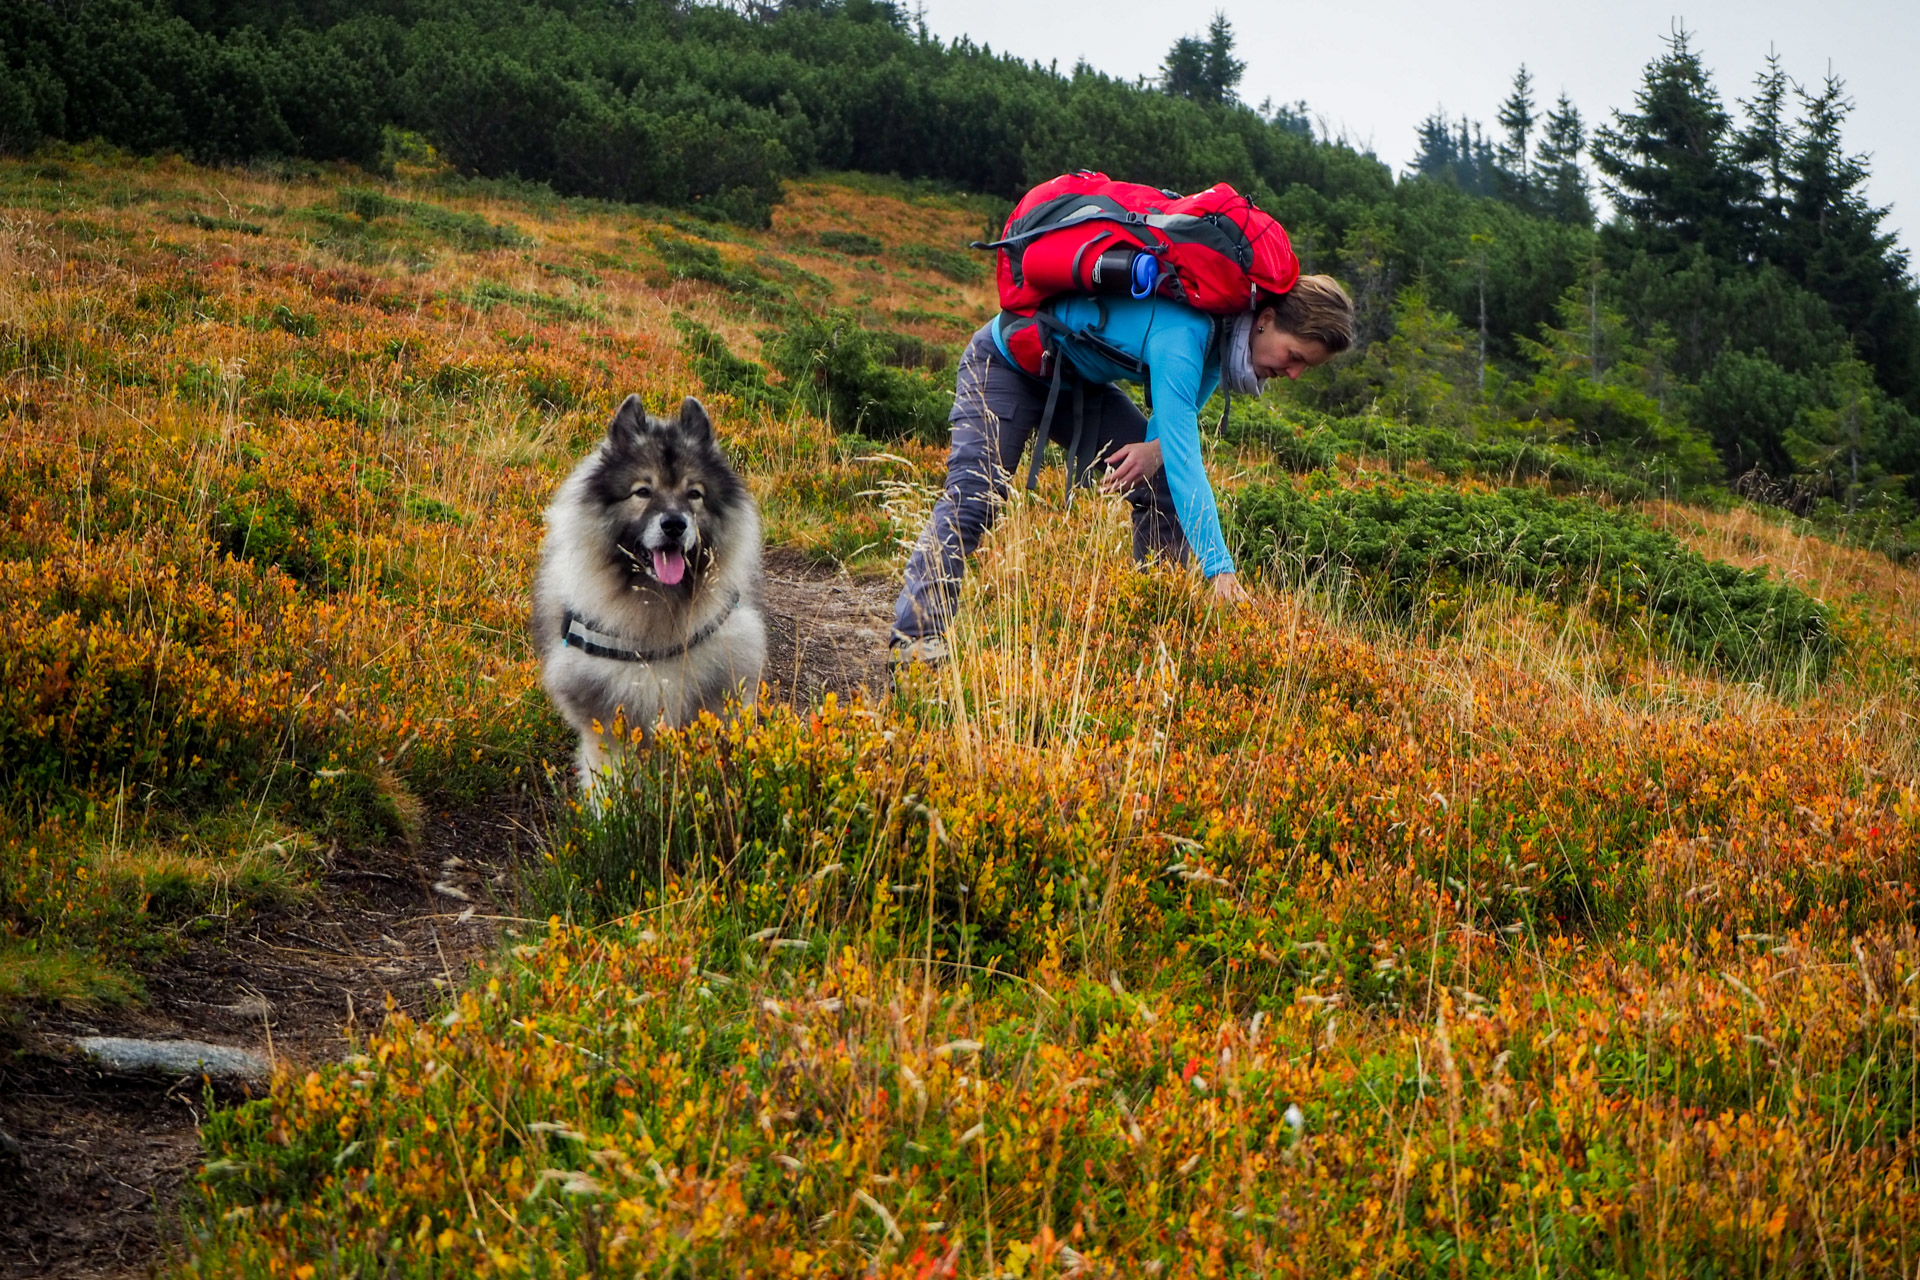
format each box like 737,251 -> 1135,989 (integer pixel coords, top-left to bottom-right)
1025,352 -> 1066,492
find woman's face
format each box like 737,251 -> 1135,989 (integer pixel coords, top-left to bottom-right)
1250,314 -> 1332,381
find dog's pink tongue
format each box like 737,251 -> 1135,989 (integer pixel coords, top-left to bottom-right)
652,547 -> 687,586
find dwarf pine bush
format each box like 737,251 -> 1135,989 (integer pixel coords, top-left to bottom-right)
1229,477 -> 1839,683
763,309 -> 951,441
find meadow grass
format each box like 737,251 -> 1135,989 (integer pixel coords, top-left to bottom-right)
184,499 -> 1920,1276
4,153 -> 1919,1275
0,152 -> 956,994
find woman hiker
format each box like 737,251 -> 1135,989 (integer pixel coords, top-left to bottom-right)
888,274 -> 1356,667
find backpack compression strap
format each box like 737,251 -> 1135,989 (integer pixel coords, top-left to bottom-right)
974,206 -> 1170,255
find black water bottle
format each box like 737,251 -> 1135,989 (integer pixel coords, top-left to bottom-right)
1089,247 -> 1160,299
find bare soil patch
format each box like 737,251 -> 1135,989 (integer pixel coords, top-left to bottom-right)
0,556 -> 897,1278
760,548 -> 896,703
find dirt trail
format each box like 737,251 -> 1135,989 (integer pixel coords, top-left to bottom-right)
0,812 -> 531,1280
0,558 -> 897,1279
761,549 -> 897,703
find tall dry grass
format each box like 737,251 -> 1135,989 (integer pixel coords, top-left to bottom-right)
188,474 -> 1920,1276
6,153 -> 1919,1273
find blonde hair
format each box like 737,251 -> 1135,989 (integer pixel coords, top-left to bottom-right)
1260,275 -> 1356,355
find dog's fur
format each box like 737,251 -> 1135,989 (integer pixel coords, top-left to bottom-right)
533,395 -> 766,798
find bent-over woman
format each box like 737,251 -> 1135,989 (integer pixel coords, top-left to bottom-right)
889,275 -> 1356,665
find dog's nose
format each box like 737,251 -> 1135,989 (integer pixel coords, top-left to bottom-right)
658,513 -> 688,541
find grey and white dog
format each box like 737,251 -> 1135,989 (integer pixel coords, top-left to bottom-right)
533,394 -> 766,800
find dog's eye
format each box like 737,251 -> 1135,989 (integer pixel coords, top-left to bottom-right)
630,485 -> 651,498
686,487 -> 705,503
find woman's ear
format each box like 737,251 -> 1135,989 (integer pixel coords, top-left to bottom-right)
1255,305 -> 1279,335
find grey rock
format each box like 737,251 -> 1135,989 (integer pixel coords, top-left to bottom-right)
74,1036 -> 271,1081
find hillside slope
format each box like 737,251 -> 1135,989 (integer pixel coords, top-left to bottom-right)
0,151 -> 982,998
2,154 -> 1918,1276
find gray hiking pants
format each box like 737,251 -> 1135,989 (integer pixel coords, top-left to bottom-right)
892,324 -> 1190,640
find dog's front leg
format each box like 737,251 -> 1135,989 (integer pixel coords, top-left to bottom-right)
576,733 -> 616,814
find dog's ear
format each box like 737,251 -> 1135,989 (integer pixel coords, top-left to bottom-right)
608,394 -> 649,447
678,396 -> 714,444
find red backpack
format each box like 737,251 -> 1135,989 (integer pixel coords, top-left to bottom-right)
979,171 -> 1301,379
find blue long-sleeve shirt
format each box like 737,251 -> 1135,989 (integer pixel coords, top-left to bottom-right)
993,295 -> 1234,577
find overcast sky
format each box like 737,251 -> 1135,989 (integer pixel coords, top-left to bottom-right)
913,1 -> 1918,259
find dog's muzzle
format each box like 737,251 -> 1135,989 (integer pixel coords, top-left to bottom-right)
642,512 -> 696,586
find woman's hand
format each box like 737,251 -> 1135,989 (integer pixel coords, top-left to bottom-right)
1100,440 -> 1163,493
1210,572 -> 1251,606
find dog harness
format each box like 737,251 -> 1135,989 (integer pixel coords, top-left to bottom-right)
561,590 -> 742,663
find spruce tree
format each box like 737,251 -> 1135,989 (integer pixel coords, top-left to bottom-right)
1494,65 -> 1536,205
1463,119 -> 1497,197
1412,111 -> 1502,196
1532,93 -> 1593,225
1782,72 -> 1920,405
1413,115 -> 1500,198
1785,354 -> 1879,507
1736,50 -> 1794,260
1515,281 -> 1718,482
1159,35 -> 1209,103
1591,26 -> 1759,261
1159,12 -> 1242,106
1201,13 -> 1245,106
1411,111 -> 1457,179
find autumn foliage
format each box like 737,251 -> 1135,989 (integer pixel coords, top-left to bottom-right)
192,505 -> 1920,1275
4,153 -> 1919,1274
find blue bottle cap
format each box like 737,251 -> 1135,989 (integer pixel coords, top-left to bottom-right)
1130,252 -> 1159,299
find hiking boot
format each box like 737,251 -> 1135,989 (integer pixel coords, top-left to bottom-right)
887,632 -> 949,673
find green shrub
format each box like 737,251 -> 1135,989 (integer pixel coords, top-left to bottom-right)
133,278 -> 216,325
336,188 -> 525,251
752,252 -> 831,296
264,304 -> 319,338
1220,398 -> 1665,500
212,483 -> 354,591
0,322 -> 150,387
403,492 -> 466,525
460,282 -> 598,323
172,361 -> 226,402
537,260 -> 601,287
303,211 -> 425,270
0,611 -> 319,820
816,229 -> 881,255
1213,396 -> 1340,472
1802,494 -> 1920,564
252,372 -> 379,428
763,309 -> 950,440
530,706 -> 1044,976
895,242 -> 985,283
295,766 -> 417,850
671,315 -> 788,413
892,306 -> 975,334
647,233 -> 788,310
866,327 -> 951,373
1227,478 -> 1840,683
521,370 -> 580,411
166,210 -> 264,235
426,362 -> 490,399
